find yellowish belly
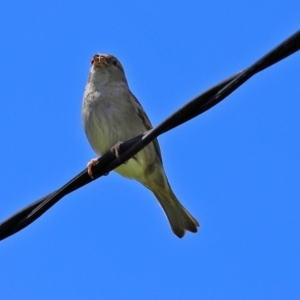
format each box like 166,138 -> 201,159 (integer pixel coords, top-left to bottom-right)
114,157 -> 144,180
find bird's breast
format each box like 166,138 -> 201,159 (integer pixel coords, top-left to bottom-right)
82,88 -> 140,154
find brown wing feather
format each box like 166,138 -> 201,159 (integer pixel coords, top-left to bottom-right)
130,92 -> 163,163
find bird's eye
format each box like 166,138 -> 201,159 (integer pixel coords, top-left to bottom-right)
112,60 -> 118,66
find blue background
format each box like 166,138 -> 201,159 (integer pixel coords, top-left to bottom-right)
1,1 -> 299,299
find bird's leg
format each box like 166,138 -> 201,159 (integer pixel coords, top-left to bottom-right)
111,141 -> 128,164
87,141 -> 126,178
111,141 -> 123,159
87,158 -> 99,179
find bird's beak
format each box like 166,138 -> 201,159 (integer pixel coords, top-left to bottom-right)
91,54 -> 109,67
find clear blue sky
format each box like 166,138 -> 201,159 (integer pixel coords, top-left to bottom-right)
1,1 -> 299,299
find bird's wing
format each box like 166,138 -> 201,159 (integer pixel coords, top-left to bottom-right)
130,92 -> 163,163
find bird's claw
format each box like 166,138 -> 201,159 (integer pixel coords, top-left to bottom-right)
111,141 -> 123,160
87,158 -> 99,179
111,141 -> 128,164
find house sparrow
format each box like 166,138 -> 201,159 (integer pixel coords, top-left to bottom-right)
82,54 -> 199,238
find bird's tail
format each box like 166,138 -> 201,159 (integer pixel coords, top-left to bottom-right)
153,186 -> 199,238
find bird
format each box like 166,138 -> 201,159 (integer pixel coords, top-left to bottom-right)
82,53 -> 199,238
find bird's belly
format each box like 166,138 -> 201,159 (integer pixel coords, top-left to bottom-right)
114,157 -> 145,180
83,93 -> 155,182
85,103 -> 138,154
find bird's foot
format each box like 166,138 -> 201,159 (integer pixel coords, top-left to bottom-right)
111,141 -> 123,160
87,158 -> 99,179
111,141 -> 129,164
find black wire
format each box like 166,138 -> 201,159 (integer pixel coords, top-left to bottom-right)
0,30 -> 299,241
